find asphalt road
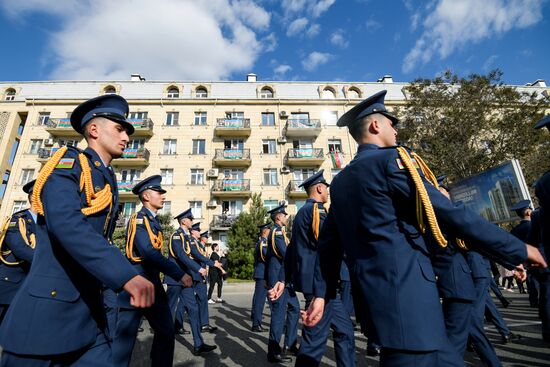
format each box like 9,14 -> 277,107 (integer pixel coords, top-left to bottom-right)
130,282 -> 549,367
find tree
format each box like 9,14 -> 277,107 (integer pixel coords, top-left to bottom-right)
226,193 -> 268,279
396,69 -> 550,195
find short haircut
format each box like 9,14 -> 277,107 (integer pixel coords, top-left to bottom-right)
349,114 -> 378,142
211,243 -> 218,250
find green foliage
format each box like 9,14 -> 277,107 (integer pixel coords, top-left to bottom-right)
226,193 -> 268,279
396,69 -> 550,202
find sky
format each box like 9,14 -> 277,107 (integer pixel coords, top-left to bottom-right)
0,0 -> 548,85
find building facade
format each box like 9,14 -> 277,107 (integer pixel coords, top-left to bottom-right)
0,75 -> 547,246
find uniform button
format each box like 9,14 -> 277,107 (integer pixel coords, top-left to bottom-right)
51,290 -> 57,297
4,277 -> 8,281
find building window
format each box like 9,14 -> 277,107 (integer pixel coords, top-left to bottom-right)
261,112 -> 275,126
192,139 -> 206,155
20,169 -> 35,185
119,169 -> 141,183
162,139 -> 177,155
166,112 -> 179,126
167,87 -> 179,98
8,139 -> 19,166
226,111 -> 244,120
264,200 -> 278,211
293,168 -> 315,184
322,87 -> 336,99
195,87 -> 208,98
222,200 -> 243,215
129,112 -> 148,119
37,112 -> 50,125
263,169 -> 278,186
12,200 -> 27,213
4,88 -> 15,101
224,139 -> 244,150
260,87 -> 273,98
262,139 -> 277,154
189,201 -> 203,218
324,111 -> 338,126
104,86 -> 116,94
190,169 -> 204,185
160,168 -> 174,185
158,201 -> 171,215
194,112 -> 207,126
328,139 -> 342,153
223,168 -> 244,180
0,171 -> 10,200
29,139 -> 43,154
293,139 -> 313,149
348,88 -> 361,98
58,139 -> 79,147
127,139 -> 145,149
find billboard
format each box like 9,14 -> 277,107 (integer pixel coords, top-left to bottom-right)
449,160 -> 532,224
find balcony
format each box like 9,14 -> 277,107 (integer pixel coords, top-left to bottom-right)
287,180 -> 307,198
36,147 -> 60,163
117,180 -> 138,198
116,215 -> 132,228
128,118 -> 154,137
213,149 -> 251,167
214,118 -> 251,137
112,148 -> 150,167
286,148 -> 324,166
44,118 -> 80,137
211,179 -> 251,198
285,119 -> 321,137
210,214 -> 239,230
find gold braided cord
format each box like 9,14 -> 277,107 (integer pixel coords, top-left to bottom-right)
169,233 -> 177,258
124,214 -> 163,263
259,239 -> 267,262
396,147 -> 447,248
0,216 -> 35,266
18,218 -> 36,249
31,146 -> 112,217
195,239 -> 207,257
271,227 -> 289,260
312,204 -> 321,241
182,234 -> 192,256
143,216 -> 163,251
0,217 -> 19,266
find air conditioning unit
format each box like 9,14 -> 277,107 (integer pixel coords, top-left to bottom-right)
44,139 -> 54,146
277,136 -> 287,144
279,111 -> 288,118
207,199 -> 218,208
207,168 -> 219,178
280,166 -> 290,174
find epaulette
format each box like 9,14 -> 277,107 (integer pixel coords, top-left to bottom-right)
274,230 -> 283,236
11,208 -> 29,217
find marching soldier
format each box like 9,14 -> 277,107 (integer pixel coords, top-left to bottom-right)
0,180 -> 36,325
265,204 -> 299,364
0,95 -> 154,366
251,223 -> 270,332
166,209 -> 217,356
285,170 -> 355,366
304,90 -> 546,366
113,175 -> 192,367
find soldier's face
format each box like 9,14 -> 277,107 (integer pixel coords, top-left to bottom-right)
148,190 -> 165,210
182,217 -> 192,229
380,116 -> 397,147
98,119 -> 129,158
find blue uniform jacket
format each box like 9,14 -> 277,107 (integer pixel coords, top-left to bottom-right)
190,237 -> 215,269
265,224 -> 288,288
253,236 -> 268,280
0,209 -> 35,304
535,171 -> 550,262
0,146 -> 138,355
285,199 -> 326,294
313,144 -> 526,351
165,227 -> 201,285
511,220 -> 531,243
118,207 -> 185,308
432,243 -> 475,301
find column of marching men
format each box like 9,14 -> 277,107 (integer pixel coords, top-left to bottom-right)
0,92 -> 549,366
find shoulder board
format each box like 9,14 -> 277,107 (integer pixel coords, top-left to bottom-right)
135,218 -> 144,225
275,230 -> 283,235
11,208 -> 29,217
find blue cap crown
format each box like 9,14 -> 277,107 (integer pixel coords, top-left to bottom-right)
22,179 -> 36,194
299,169 -> 329,190
71,95 -> 134,135
200,231 -> 209,238
534,115 -> 550,131
191,223 -> 201,232
337,90 -> 398,128
268,204 -> 287,218
174,208 -> 194,221
132,175 -> 166,195
510,199 -> 531,212
257,223 -> 271,230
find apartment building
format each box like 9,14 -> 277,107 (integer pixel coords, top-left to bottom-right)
0,74 -> 547,245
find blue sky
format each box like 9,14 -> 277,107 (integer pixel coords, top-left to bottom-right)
0,0 -> 548,85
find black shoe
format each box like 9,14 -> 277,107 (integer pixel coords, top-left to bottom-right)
500,298 -> 510,308
366,346 -> 381,357
502,332 -> 521,344
283,344 -> 299,356
201,325 -> 218,333
193,343 -> 217,356
267,354 -> 292,363
251,325 -> 266,332
176,328 -> 190,335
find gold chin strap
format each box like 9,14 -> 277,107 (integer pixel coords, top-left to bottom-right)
125,214 -> 164,263
0,216 -> 35,266
32,146 -> 112,217
271,227 -> 289,259
396,147 -> 448,248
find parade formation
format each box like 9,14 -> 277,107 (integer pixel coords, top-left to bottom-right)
0,90 -> 548,367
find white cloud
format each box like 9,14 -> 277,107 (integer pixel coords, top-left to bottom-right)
281,0 -> 335,18
287,17 -> 309,36
0,0 -> 273,80
310,0 -> 336,17
274,64 -> 292,76
329,29 -> 349,48
301,51 -> 333,71
365,18 -> 381,32
403,0 -> 544,73
483,54 -> 499,71
306,24 -> 321,38
262,33 -> 278,52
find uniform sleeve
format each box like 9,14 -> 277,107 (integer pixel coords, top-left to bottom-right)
170,235 -> 201,274
190,242 -> 215,266
313,209 -> 343,299
4,219 -> 34,263
42,157 -> 137,291
527,211 -> 541,246
133,224 -> 185,281
386,153 -> 527,267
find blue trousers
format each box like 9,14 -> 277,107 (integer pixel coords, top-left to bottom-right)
251,278 -> 267,327
539,273 -> 550,339
166,285 -> 204,348
526,269 -> 540,307
267,288 -> 299,357
339,280 -> 355,318
1,331 -> 111,367
166,285 -> 186,331
103,288 -> 118,340
296,294 -> 356,367
470,277 -> 501,367
113,286 -> 174,367
194,280 -> 210,327
485,294 -> 509,337
380,340 -> 464,367
442,299 -> 473,356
